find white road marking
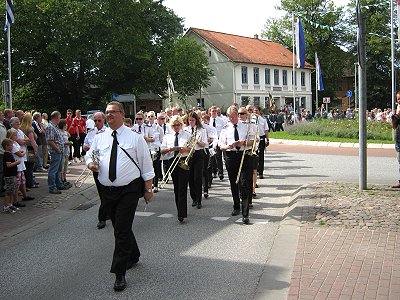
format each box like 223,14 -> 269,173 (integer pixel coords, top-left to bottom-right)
211,217 -> 231,221
135,212 -> 156,217
158,214 -> 175,218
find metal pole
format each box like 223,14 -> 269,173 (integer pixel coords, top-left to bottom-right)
292,13 -> 296,123
354,62 -> 358,110
358,8 -> 367,190
315,52 -> 318,115
7,23 -> 12,110
391,0 -> 396,140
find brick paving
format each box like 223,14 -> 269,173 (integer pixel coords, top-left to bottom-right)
0,162 -> 95,242
288,182 -> 400,300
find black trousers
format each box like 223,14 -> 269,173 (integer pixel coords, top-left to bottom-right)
153,151 -> 162,188
93,172 -> 107,222
212,146 -> 224,177
224,151 -> 252,218
189,150 -> 204,203
170,158 -> 189,218
257,136 -> 266,176
202,149 -> 210,193
100,179 -> 142,275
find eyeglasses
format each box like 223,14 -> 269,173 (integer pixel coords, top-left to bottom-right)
172,124 -> 181,127
159,117 -> 165,120
148,116 -> 155,118
106,110 -> 121,115
94,119 -> 102,122
135,118 -> 143,120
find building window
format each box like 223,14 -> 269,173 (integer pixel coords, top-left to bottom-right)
265,68 -> 270,85
253,67 -> 259,85
241,66 -> 248,84
301,72 -> 305,86
241,96 -> 250,106
292,71 -> 297,86
282,70 -> 287,86
254,96 -> 260,107
274,69 -> 279,85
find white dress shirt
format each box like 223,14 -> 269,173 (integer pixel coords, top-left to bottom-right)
257,115 -> 269,136
218,121 -> 255,151
86,125 -> 154,186
201,123 -> 218,149
209,116 -> 227,136
84,126 -> 106,148
150,123 -> 164,152
160,129 -> 191,160
183,126 -> 208,150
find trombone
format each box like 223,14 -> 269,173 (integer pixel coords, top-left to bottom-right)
159,129 -> 201,188
74,167 -> 91,188
235,114 -> 258,184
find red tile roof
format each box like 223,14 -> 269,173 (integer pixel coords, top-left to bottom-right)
188,28 -> 313,69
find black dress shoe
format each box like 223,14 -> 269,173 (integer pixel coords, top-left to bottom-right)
113,274 -> 126,291
97,221 -> 106,229
231,209 -> 240,216
249,204 -> 254,209
203,192 -> 209,199
197,203 -> 202,209
259,175 -> 264,179
127,257 -> 139,270
191,201 -> 197,207
219,175 -> 224,180
242,217 -> 250,224
178,217 -> 184,223
255,183 -> 259,188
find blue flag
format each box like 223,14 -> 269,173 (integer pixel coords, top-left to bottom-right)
315,53 -> 324,91
4,0 -> 14,32
295,17 -> 306,68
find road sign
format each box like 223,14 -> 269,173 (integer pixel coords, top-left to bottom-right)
346,90 -> 353,98
323,97 -> 331,104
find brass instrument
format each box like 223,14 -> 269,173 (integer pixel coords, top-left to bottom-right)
235,115 -> 257,184
159,129 -> 201,188
177,129 -> 202,170
248,114 -> 260,157
74,167 -> 91,188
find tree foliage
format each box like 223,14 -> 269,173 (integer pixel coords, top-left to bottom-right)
0,0 -> 212,113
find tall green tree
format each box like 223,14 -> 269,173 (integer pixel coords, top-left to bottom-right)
262,0 -> 351,109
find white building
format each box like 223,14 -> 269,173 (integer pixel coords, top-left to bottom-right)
184,28 -> 313,113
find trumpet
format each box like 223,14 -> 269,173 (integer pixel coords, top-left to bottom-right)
74,167 -> 92,188
159,129 -> 201,188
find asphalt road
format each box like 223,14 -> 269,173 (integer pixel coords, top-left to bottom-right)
0,145 -> 397,300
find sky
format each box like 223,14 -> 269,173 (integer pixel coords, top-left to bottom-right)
163,0 -> 351,37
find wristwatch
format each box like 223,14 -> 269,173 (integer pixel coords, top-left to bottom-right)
145,188 -> 153,193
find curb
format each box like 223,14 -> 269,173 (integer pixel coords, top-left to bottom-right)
270,138 -> 394,149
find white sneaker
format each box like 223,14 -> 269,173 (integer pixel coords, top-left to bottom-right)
74,158 -> 78,163
2,206 -> 15,214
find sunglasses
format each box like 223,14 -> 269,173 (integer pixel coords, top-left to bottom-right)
159,117 -> 165,120
172,124 -> 181,127
94,119 -> 102,122
135,118 -> 143,120
238,112 -> 247,115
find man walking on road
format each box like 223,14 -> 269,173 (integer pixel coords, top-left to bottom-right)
86,101 -> 154,292
392,92 -> 400,188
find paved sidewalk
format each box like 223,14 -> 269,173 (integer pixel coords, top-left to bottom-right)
286,182 -> 400,300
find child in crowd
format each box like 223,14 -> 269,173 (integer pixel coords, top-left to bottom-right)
7,128 -> 34,208
59,119 -> 72,188
2,138 -> 20,213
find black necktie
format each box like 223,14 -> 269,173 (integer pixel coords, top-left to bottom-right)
174,132 -> 179,157
138,125 -> 141,133
191,127 -> 194,134
109,130 -> 118,182
163,123 -> 166,134
234,124 -> 240,150
213,118 -> 216,127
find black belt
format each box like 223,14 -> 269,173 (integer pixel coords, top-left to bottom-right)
101,177 -> 141,192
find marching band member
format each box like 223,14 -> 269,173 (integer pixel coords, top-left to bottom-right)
157,113 -> 171,179
83,112 -> 107,229
201,113 -> 217,199
160,116 -> 191,223
209,106 -> 227,181
218,105 -> 255,224
254,106 -> 269,180
132,111 -> 154,149
184,112 -> 207,209
148,111 -> 163,193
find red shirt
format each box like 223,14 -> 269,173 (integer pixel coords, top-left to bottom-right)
73,117 -> 86,134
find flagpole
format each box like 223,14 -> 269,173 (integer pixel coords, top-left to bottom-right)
391,0 -> 395,141
7,21 -> 12,110
292,13 -> 296,123
315,52 -> 318,115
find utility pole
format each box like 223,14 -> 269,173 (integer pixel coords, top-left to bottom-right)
358,4 -> 367,191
